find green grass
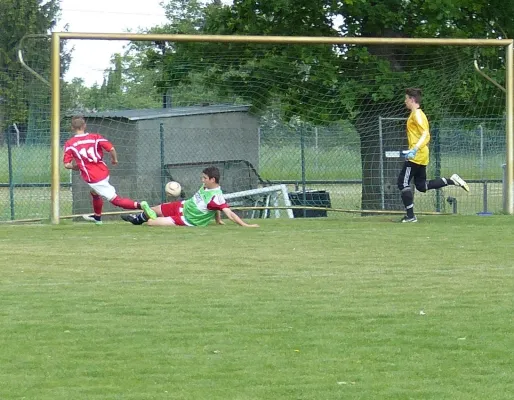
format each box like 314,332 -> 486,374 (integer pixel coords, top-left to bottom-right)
260,146 -> 362,180
0,146 -> 70,183
1,216 -> 513,399
259,145 -> 506,181
0,145 -> 507,220
1,145 -> 505,183
0,180 -> 505,222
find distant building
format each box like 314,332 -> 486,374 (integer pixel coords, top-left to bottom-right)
69,105 -> 260,215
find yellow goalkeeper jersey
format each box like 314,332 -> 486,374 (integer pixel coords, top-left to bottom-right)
406,108 -> 430,166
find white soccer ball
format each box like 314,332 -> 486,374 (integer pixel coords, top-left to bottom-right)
165,181 -> 182,197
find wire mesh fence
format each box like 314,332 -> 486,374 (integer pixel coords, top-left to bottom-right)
0,116 -> 507,222
1,38 -> 509,221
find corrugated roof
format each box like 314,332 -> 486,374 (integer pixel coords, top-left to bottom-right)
78,105 -> 251,121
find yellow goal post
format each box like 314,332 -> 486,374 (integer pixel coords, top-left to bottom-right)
49,33 -> 514,224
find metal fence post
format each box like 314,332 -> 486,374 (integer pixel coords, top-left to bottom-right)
7,127 -> 15,220
160,123 -> 166,203
433,124 -> 441,212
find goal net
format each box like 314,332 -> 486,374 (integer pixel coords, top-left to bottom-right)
1,34 -> 510,222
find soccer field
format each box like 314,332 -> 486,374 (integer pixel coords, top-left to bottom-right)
1,216 -> 513,399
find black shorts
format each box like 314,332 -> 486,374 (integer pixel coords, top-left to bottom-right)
397,161 -> 427,191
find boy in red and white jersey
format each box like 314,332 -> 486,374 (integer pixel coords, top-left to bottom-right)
63,116 -> 156,224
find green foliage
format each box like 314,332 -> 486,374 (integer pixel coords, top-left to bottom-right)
127,0 -> 508,129
61,52 -> 162,112
0,0 -> 60,127
338,0 -> 513,39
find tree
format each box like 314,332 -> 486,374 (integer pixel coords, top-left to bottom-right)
0,0 -> 62,144
62,51 -> 163,112
176,0 -> 512,208
135,0 -> 510,208
330,0 -> 511,208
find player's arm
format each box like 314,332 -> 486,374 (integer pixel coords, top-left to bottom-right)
412,110 -> 430,151
64,162 -> 79,170
97,136 -> 117,165
63,148 -> 79,170
207,194 -> 259,228
221,208 -> 259,228
109,147 -> 118,165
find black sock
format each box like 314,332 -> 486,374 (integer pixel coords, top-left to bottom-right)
136,213 -> 148,224
401,188 -> 415,218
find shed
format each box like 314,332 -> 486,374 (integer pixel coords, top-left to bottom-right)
69,105 -> 260,216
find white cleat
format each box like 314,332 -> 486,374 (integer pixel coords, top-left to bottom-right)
82,214 -> 103,225
450,174 -> 469,192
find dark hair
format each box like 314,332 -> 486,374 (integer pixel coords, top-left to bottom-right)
405,88 -> 422,104
202,166 -> 221,183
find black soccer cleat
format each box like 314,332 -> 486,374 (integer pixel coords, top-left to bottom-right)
121,214 -> 144,225
400,215 -> 418,223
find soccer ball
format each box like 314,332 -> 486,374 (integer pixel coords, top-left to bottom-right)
165,181 -> 182,197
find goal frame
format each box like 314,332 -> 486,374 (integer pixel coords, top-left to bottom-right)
49,33 -> 514,223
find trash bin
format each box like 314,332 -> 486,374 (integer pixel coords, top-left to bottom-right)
288,190 -> 331,218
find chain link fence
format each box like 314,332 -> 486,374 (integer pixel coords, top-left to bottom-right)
0,113 -> 507,222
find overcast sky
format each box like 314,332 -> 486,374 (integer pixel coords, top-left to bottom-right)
55,0 -> 170,86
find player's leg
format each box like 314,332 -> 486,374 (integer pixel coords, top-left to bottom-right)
425,165 -> 453,190
110,195 -> 139,209
108,182 -> 142,210
414,165 -> 428,192
82,189 -> 103,224
121,201 -> 184,226
90,177 -> 156,219
397,162 -> 416,222
424,174 -> 469,192
448,174 -> 470,192
151,204 -> 165,217
146,217 -> 181,226
159,201 -> 191,226
139,201 -> 157,219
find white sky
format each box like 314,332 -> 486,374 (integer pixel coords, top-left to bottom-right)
55,0 -> 170,86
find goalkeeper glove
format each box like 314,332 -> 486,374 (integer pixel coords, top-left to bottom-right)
405,148 -> 418,160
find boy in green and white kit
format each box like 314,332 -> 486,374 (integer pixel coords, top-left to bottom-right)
121,166 -> 259,228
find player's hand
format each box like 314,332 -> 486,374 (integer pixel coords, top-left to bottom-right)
405,148 -> 417,160
111,159 -> 118,165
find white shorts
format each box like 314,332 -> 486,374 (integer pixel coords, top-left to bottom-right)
88,177 -> 117,201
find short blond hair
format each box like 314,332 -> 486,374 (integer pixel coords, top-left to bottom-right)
71,116 -> 86,131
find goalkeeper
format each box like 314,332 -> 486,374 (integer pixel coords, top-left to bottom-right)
121,166 -> 259,228
398,88 -> 469,223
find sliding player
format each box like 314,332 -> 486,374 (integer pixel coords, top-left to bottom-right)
121,166 -> 259,228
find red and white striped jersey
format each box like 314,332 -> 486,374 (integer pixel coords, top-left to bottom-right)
63,133 -> 113,183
